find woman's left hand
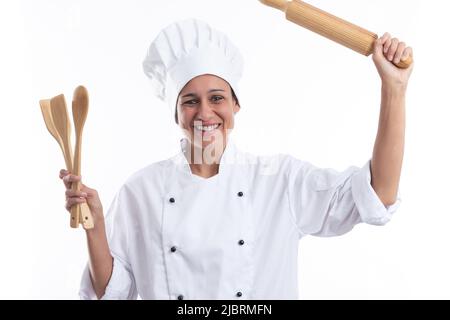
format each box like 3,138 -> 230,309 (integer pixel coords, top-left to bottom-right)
372,32 -> 414,89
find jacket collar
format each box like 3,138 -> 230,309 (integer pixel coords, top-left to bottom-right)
172,137 -> 240,178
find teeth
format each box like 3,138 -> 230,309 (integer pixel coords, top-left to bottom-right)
194,124 -> 219,132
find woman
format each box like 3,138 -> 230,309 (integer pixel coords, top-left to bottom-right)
60,19 -> 413,299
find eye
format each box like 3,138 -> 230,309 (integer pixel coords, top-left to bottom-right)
182,99 -> 198,106
211,95 -> 224,103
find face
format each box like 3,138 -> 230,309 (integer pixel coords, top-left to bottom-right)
176,74 -> 240,151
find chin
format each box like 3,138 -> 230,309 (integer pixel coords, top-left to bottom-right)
188,129 -> 227,149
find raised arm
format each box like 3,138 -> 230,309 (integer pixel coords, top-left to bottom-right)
370,33 -> 414,206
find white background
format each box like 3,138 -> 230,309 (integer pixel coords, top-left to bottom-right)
1,0 -> 449,299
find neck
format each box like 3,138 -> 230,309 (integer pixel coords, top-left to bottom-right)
190,163 -> 220,178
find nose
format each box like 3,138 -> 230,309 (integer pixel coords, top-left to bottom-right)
196,98 -> 214,120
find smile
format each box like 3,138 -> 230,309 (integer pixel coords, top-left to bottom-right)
194,124 -> 221,132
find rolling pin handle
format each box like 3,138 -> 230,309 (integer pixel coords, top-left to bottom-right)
259,0 -> 289,12
394,55 -> 413,69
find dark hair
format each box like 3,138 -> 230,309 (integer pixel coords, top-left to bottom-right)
174,86 -> 239,124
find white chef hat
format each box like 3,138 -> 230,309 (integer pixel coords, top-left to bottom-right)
143,19 -> 244,118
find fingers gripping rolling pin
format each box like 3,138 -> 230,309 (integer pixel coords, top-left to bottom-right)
259,0 -> 413,69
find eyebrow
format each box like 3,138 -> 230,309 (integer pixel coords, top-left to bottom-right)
181,89 -> 225,99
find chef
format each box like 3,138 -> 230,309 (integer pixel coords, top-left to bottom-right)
60,19 -> 413,299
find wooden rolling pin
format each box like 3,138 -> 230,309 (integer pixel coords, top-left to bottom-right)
259,0 -> 412,69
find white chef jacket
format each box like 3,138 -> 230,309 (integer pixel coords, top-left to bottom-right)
79,138 -> 400,300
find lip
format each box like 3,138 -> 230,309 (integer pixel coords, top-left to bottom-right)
192,123 -> 222,136
192,122 -> 222,127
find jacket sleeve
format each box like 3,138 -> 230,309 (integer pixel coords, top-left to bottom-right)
79,187 -> 138,300
286,157 -> 401,237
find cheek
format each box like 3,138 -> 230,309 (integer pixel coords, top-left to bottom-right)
219,107 -> 235,128
178,109 -> 194,128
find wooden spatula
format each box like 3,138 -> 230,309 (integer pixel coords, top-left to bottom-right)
49,94 -> 82,228
72,86 -> 94,230
40,99 -> 73,171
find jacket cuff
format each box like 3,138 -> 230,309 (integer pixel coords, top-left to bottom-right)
79,256 -> 134,300
79,264 -> 97,300
351,160 -> 401,226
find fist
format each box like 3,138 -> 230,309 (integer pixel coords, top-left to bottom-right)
372,32 -> 414,88
59,169 -> 104,227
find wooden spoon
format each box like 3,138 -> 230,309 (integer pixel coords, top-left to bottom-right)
72,86 -> 94,229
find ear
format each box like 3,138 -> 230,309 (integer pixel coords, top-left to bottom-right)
233,101 -> 240,114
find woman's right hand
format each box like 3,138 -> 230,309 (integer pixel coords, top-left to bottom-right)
60,169 -> 112,298
59,169 -> 104,228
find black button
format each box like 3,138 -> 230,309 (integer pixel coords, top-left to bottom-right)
177,294 -> 184,300
171,246 -> 177,253
169,197 -> 175,203
238,240 -> 245,246
236,291 -> 243,297
237,191 -> 244,197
